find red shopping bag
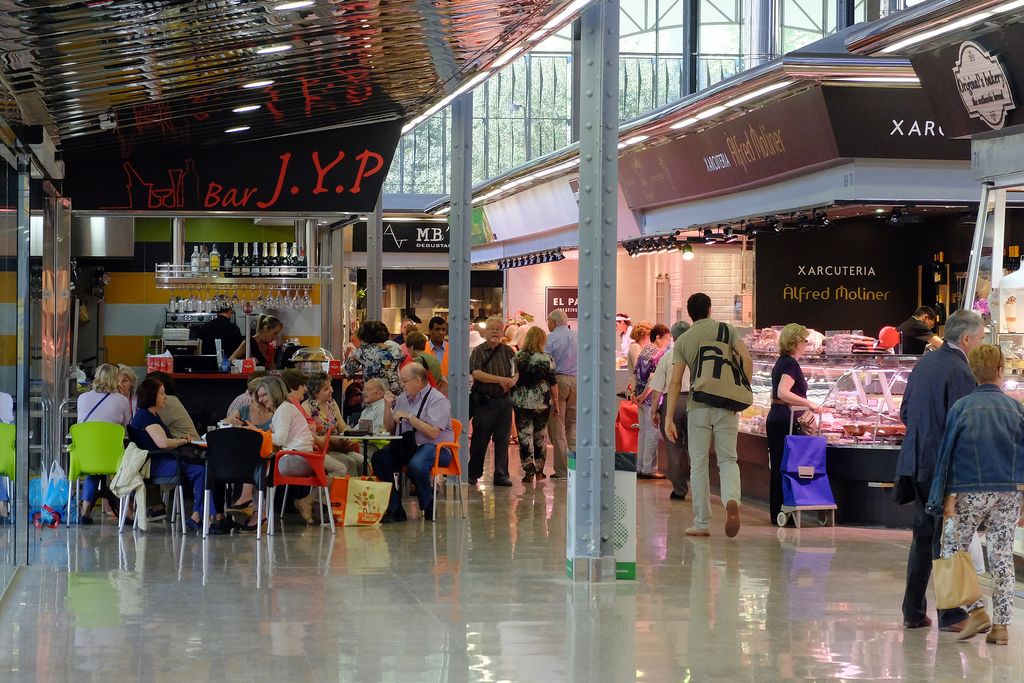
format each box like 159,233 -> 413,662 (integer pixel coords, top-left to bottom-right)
615,400 -> 640,453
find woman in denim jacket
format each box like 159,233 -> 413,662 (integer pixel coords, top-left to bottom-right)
927,344 -> 1024,645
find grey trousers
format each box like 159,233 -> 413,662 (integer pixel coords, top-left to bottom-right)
658,395 -> 690,497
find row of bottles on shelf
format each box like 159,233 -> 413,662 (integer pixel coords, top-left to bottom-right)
189,242 -> 308,278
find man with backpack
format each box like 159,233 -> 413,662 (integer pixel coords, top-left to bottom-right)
665,293 -> 752,538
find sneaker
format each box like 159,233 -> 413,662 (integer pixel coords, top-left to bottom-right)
185,516 -> 202,532
724,500 -> 741,538
550,473 -> 568,480
669,491 -> 687,501
79,514 -> 94,525
468,477 -> 479,485
493,477 -> 513,487
684,526 -> 710,537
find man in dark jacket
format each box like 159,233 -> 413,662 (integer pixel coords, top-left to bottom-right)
895,309 -> 985,631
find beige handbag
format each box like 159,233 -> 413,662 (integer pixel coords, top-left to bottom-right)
934,519 -> 982,609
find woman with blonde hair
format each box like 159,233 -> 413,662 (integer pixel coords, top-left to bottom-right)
76,363 -> 134,523
512,326 -> 559,482
928,344 -> 1024,644
230,314 -> 283,370
765,323 -> 822,525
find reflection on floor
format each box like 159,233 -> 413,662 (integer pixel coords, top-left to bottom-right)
1,478 -> 1023,681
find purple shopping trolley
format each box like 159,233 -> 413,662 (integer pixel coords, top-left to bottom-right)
779,410 -> 837,528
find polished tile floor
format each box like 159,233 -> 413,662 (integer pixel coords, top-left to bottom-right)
1,474 -> 1023,682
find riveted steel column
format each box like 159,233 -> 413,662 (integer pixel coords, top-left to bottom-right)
366,192 -> 384,320
572,0 -> 619,583
448,93 -> 473,467
14,153 -> 30,565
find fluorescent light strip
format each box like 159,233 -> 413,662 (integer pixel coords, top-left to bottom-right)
402,71 -> 492,133
243,79 -> 274,88
273,1 -> 314,10
670,116 -> 699,130
233,105 -> 261,113
225,126 -> 250,133
831,76 -> 920,83
492,45 -> 526,69
725,80 -> 794,107
618,134 -> 649,149
543,0 -> 595,31
693,104 -> 727,120
256,44 -> 292,54
880,9 -> 995,53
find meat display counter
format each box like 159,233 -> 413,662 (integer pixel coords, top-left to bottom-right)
728,353 -> 920,528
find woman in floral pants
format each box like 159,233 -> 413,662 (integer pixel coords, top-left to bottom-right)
929,343 -> 1024,645
512,327 -> 559,483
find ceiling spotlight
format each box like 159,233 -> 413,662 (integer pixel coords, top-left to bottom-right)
98,112 -> 116,130
243,80 -> 275,89
681,244 -> 695,261
702,227 -> 713,239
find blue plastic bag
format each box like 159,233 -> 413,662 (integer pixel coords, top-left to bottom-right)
28,478 -> 43,518
38,461 -> 69,527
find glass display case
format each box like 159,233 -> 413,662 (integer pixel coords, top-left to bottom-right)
738,353 -> 921,449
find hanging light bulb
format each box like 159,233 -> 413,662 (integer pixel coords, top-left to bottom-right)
681,244 -> 695,261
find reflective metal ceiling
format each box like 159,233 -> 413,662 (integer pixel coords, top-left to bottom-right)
0,0 -> 569,165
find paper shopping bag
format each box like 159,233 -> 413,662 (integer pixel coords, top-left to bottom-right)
330,476 -> 392,526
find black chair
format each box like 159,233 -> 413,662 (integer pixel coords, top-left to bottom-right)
203,428 -> 267,538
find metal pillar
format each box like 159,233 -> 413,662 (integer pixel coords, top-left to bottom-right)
171,217 -> 185,267
745,0 -> 775,66
570,18 -> 582,143
837,0 -> 856,29
572,0 -> 619,583
963,182 -> 993,311
448,92 -> 473,466
366,192 -> 384,320
682,0 -> 700,95
13,153 -> 30,565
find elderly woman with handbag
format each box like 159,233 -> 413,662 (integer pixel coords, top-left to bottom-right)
927,344 -> 1024,645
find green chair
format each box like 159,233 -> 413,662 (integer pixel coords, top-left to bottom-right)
67,422 -> 127,529
0,423 -> 14,506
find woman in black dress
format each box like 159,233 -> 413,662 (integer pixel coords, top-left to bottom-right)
765,323 -> 822,525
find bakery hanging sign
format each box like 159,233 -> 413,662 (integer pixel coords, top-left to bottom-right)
952,41 -> 1016,130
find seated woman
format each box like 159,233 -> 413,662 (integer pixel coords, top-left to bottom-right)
221,376 -> 275,512
129,377 -> 215,533
76,363 -> 134,524
303,371 -> 363,479
252,375 -> 345,525
117,364 -> 138,408
225,370 -> 269,421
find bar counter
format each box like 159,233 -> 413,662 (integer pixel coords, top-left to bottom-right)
170,372 -> 347,430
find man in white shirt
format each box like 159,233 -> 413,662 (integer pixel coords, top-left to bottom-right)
359,378 -> 391,432
616,313 -> 633,359
649,321 -> 691,501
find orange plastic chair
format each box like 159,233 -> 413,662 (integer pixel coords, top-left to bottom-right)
267,426 -> 335,534
430,419 -> 465,519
